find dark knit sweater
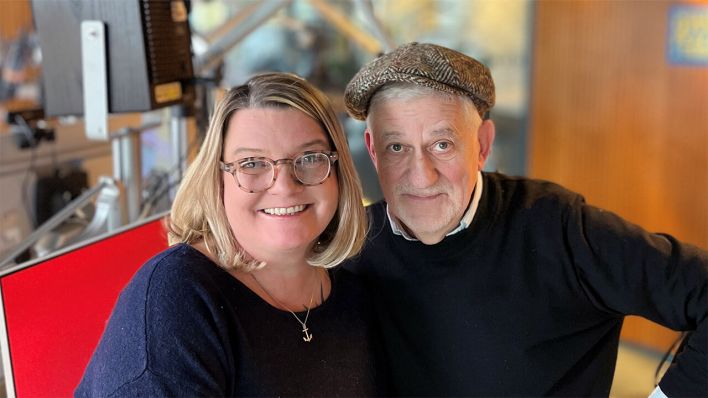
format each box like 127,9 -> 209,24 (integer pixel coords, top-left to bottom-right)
347,172 -> 707,397
76,244 -> 384,397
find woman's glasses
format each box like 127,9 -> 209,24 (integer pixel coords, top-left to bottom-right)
220,151 -> 338,193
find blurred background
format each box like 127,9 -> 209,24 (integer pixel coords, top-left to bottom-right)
0,0 -> 706,396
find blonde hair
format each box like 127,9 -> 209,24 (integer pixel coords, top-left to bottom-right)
168,72 -> 367,271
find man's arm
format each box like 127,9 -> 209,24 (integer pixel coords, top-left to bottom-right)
566,197 -> 707,396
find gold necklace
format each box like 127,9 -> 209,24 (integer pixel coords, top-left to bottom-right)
250,269 -> 320,342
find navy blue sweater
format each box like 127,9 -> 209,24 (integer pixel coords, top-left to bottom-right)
347,172 -> 707,397
76,244 -> 384,397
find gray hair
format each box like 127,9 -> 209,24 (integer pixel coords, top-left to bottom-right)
366,82 -> 482,129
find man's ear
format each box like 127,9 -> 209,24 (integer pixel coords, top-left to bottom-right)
364,128 -> 379,171
477,119 -> 496,169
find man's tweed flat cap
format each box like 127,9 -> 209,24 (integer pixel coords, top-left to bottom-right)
344,42 -> 495,120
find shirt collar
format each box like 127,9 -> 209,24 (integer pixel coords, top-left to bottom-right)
386,171 -> 484,241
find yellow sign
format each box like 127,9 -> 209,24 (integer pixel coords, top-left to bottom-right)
154,82 -> 182,104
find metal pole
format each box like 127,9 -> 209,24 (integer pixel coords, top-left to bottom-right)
194,0 -> 292,73
354,0 -> 396,53
116,130 -> 141,223
169,105 -> 188,201
0,179 -> 109,270
307,0 -> 383,55
111,122 -> 161,223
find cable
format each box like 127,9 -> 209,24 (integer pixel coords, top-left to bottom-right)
654,331 -> 689,386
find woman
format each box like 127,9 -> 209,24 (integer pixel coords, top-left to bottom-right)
76,73 -> 382,396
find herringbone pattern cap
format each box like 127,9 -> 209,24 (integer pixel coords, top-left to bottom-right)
344,42 -> 495,120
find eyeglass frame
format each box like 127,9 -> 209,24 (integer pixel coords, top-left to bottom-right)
220,150 -> 339,193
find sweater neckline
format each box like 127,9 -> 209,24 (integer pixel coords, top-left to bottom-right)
176,243 -> 337,317
237,269 -> 336,317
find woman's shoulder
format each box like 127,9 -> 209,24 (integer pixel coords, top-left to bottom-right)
117,244 -> 234,320
112,243 -> 239,358
133,244 -> 224,288
143,243 -> 216,274
161,242 -> 215,269
76,244 -> 236,397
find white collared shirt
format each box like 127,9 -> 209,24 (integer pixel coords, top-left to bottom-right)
649,386 -> 668,398
386,171 -> 484,241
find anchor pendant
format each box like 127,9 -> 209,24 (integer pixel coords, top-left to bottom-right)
302,326 -> 313,342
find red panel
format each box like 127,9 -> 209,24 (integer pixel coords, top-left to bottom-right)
1,218 -> 168,397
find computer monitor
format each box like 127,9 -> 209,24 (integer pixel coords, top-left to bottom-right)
31,0 -> 194,116
0,212 -> 168,397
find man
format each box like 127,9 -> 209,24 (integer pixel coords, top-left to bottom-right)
344,42 -> 707,397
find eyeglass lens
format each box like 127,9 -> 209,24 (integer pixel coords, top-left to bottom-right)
236,152 -> 333,192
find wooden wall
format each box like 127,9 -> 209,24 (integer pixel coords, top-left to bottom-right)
529,0 -> 708,351
0,0 -> 34,130
0,0 -> 32,40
